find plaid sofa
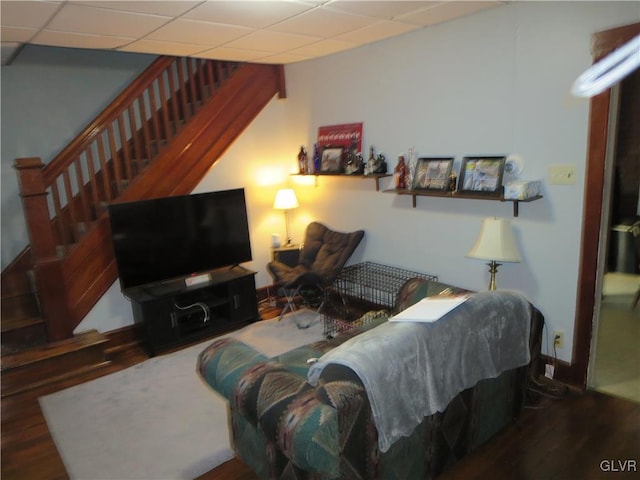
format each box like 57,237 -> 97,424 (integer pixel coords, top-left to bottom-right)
197,279 -> 544,479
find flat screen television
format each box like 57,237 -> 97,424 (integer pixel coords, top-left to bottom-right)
108,188 -> 252,294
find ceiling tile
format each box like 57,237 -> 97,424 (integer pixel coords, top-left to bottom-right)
183,1 -> 314,29
270,6 -> 378,37
397,1 -> 501,26
46,3 -> 172,37
257,51 -> 313,64
326,1 -> 439,20
0,1 -> 509,64
119,38 -> 211,57
70,1 -> 202,17
288,38 -> 356,57
146,18 -> 252,46
1,26 -> 39,43
193,46 -> 273,62
226,29 -> 320,53
336,20 -> 419,45
0,0 -> 61,28
32,30 -> 134,49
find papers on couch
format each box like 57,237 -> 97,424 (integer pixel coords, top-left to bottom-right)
390,295 -> 468,323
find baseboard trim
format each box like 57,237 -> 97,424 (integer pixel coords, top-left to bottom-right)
104,325 -> 139,354
540,354 -> 585,391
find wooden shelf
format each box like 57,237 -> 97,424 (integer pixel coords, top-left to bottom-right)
293,173 -> 391,191
383,189 -> 543,217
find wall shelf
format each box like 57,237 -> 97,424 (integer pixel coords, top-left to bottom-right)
293,173 -> 391,191
383,189 -> 543,217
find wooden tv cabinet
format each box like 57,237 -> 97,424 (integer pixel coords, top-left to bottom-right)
127,266 -> 259,356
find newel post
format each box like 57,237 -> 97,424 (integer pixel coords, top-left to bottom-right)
15,157 -> 73,340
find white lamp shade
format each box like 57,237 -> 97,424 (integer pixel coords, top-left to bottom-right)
466,217 -> 521,263
273,189 -> 299,210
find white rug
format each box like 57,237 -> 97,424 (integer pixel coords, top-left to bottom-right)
39,311 -> 324,480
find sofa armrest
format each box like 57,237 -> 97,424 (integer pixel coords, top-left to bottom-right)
231,359 -> 343,476
197,338 -> 269,399
395,277 -> 471,312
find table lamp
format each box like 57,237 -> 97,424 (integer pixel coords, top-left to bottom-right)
466,217 -> 521,290
273,188 -> 299,246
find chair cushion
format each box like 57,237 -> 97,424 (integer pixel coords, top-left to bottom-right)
267,222 -> 364,288
303,222 -> 365,283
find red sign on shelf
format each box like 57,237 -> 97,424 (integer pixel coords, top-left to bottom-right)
317,122 -> 363,151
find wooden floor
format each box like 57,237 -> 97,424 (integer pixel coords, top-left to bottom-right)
2,339 -> 639,480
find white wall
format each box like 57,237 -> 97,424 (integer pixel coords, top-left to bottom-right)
78,2 -> 639,362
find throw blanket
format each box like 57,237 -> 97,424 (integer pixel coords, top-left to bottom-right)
307,291 -> 531,452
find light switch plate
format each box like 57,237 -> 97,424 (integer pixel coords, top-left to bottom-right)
548,164 -> 577,185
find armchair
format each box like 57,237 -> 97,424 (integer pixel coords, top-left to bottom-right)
267,222 -> 364,326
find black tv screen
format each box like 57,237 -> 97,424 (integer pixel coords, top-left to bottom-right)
108,188 -> 252,292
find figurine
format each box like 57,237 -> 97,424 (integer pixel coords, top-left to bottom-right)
373,153 -> 387,173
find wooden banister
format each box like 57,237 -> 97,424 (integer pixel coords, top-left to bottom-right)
42,57 -> 175,183
12,57 -> 285,341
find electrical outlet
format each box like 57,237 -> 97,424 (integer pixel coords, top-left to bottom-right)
553,330 -> 564,349
548,164 -> 577,185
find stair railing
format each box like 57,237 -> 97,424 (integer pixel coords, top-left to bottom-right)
14,56 -> 239,340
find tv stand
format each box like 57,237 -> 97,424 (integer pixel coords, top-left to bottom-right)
128,266 -> 259,356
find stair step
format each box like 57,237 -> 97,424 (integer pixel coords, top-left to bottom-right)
1,292 -> 40,321
1,314 -> 46,340
1,268 -> 34,298
1,320 -> 47,355
1,289 -> 46,352
1,314 -> 43,333
1,329 -> 110,397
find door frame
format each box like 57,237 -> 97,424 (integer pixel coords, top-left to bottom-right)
556,22 -> 640,387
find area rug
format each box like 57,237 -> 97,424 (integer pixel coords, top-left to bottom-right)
39,311 -> 324,480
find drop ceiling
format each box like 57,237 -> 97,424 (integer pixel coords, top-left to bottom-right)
1,1 -> 505,65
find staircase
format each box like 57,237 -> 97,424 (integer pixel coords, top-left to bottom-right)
1,56 -> 286,396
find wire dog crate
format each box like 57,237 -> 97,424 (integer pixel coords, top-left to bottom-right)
323,261 -> 437,337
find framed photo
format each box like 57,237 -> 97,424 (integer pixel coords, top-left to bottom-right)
412,157 -> 454,191
320,146 -> 344,173
458,156 -> 506,196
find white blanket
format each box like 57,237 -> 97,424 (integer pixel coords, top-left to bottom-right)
307,291 -> 532,452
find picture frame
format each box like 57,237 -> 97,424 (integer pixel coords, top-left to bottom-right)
320,146 -> 344,173
412,157 -> 454,191
458,156 -> 506,196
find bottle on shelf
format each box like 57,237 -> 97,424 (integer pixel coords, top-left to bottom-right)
394,155 -> 407,189
366,146 -> 375,174
406,147 -> 416,189
312,143 -> 321,173
298,146 -> 308,174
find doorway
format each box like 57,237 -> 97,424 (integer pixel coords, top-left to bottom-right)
589,68 -> 640,403
563,22 -> 640,391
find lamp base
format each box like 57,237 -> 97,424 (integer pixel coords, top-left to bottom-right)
487,260 -> 502,291
284,209 -> 293,247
